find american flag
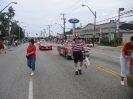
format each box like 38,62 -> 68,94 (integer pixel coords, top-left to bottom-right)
74,33 -> 80,37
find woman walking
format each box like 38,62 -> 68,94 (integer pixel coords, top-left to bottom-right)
71,36 -> 86,75
120,36 -> 133,85
26,39 -> 36,75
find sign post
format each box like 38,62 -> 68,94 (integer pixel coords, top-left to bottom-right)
68,18 -> 80,37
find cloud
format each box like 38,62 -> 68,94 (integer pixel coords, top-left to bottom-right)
0,0 -> 133,36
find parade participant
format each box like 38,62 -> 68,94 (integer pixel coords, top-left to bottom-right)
71,35 -> 86,75
26,39 -> 36,75
120,36 -> 133,85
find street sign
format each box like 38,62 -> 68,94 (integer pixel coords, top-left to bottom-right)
0,31 -> 1,35
68,18 -> 80,23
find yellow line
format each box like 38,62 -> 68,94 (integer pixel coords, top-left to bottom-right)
90,62 -> 127,80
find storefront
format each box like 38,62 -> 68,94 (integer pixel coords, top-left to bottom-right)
75,20 -> 133,44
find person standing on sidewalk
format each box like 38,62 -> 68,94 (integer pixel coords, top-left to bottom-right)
0,39 -> 6,54
26,39 -> 36,75
71,36 -> 86,75
120,36 -> 133,85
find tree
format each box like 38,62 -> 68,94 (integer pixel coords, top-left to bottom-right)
0,6 -> 16,39
65,29 -> 72,35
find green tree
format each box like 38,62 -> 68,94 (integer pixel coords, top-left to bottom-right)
0,6 -> 15,38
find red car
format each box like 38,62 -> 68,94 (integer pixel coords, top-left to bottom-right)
39,42 -> 52,50
57,43 -> 91,60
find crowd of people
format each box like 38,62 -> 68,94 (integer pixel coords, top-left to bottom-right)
0,38 -> 26,54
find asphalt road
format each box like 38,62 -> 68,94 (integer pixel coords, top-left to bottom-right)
0,43 -> 133,99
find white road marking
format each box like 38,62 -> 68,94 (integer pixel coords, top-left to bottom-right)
29,78 -> 33,99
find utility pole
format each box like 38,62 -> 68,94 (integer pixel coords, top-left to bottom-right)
60,13 -> 66,41
43,29 -> 46,38
48,25 -> 51,36
48,25 -> 51,40
118,8 -> 124,45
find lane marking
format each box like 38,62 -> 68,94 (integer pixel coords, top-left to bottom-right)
90,62 -> 127,80
29,78 -> 33,99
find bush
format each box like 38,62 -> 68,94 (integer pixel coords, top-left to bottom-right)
100,38 -> 121,47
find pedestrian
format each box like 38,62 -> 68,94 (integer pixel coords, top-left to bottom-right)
0,39 -> 6,54
7,40 -> 11,51
26,39 -> 36,75
15,40 -> 18,46
120,36 -> 133,85
71,36 -> 86,75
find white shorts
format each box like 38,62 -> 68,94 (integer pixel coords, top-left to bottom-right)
120,53 -> 130,77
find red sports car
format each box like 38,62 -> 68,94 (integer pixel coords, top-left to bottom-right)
39,42 -> 52,50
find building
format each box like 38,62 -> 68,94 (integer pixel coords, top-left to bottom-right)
75,20 -> 133,44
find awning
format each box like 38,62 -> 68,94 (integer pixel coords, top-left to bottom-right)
119,20 -> 133,30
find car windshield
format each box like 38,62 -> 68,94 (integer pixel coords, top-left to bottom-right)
63,43 -> 71,47
40,42 -> 49,44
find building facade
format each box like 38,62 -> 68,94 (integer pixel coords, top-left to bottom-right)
75,20 -> 133,43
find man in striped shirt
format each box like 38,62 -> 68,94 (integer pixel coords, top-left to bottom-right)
71,36 -> 86,75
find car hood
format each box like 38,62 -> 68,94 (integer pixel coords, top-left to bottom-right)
84,47 -> 90,50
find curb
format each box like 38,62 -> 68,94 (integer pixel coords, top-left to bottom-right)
117,46 -> 123,48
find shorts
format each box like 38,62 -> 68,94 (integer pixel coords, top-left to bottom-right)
73,51 -> 83,63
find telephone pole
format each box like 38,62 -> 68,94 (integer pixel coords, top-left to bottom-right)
48,25 -> 51,40
48,25 -> 51,36
60,13 -> 66,40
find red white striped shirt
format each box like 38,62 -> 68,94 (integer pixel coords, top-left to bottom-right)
72,42 -> 83,52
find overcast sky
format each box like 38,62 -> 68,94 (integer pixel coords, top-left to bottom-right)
0,0 -> 133,37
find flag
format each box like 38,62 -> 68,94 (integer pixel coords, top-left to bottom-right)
100,28 -> 103,39
74,33 -> 80,37
108,28 -> 112,43
115,19 -> 119,32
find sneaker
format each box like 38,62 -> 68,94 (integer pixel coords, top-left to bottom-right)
78,69 -> 82,75
31,71 -> 34,75
75,71 -> 78,75
120,81 -> 125,86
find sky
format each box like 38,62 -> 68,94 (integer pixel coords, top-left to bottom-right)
0,0 -> 133,37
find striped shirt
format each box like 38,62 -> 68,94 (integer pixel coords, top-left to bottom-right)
72,42 -> 83,52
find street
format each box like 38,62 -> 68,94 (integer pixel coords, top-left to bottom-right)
0,43 -> 133,99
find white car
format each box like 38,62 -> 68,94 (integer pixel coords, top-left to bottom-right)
87,43 -> 93,47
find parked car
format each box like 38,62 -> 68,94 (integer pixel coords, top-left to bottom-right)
86,43 -> 93,47
57,43 -> 91,60
39,41 -> 52,50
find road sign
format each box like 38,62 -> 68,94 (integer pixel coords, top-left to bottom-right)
68,18 -> 80,23
0,31 -> 1,35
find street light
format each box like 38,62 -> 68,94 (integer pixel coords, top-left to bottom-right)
19,22 -> 23,40
0,2 -> 17,13
82,4 -> 96,47
118,8 -> 124,45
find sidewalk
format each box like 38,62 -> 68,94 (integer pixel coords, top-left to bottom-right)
52,43 -> 122,51
92,44 -> 122,51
